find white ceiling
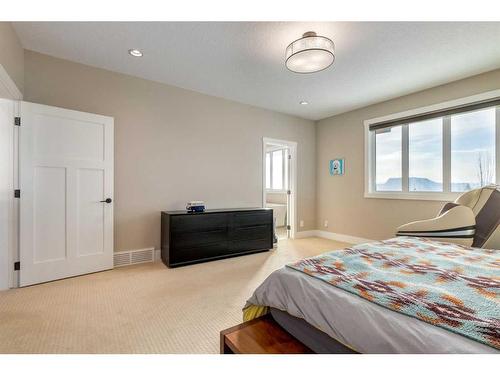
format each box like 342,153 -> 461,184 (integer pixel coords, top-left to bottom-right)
13,22 -> 500,120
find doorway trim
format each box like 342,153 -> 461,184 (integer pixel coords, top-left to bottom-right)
262,137 -> 297,239
0,64 -> 22,290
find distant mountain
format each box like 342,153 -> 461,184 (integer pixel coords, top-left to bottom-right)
377,177 -> 473,192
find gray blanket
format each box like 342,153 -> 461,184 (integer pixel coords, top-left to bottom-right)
245,267 -> 496,353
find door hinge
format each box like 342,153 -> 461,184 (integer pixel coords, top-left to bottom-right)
286,225 -> 291,230
288,154 -> 291,160
14,189 -> 20,198
14,117 -> 21,126
14,261 -> 20,271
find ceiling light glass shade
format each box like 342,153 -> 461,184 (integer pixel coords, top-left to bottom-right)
128,49 -> 143,57
285,32 -> 335,73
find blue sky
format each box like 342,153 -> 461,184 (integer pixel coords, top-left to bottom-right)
409,118 -> 442,184
376,107 -> 496,189
451,108 -> 495,185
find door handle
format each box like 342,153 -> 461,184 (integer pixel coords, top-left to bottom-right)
100,198 -> 112,203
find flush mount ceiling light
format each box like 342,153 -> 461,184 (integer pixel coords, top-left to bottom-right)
128,49 -> 143,57
299,101 -> 309,105
285,31 -> 335,74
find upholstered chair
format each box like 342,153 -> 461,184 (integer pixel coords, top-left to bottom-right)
396,185 -> 500,249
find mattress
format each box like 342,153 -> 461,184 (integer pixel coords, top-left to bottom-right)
245,266 -> 497,353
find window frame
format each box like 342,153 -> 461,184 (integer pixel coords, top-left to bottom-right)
265,147 -> 288,193
364,90 -> 500,201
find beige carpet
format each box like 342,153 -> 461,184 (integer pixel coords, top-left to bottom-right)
0,237 -> 348,354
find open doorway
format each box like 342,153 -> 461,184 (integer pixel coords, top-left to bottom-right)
262,138 -> 297,242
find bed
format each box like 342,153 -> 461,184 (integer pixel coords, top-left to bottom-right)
244,237 -> 499,353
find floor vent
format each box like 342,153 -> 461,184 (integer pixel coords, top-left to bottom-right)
113,248 -> 155,268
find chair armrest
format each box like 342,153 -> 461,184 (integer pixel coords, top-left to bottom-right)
397,205 -> 475,246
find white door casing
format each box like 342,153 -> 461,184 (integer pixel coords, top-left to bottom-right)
0,63 -> 22,290
19,102 -> 114,286
0,98 -> 15,290
286,148 -> 291,238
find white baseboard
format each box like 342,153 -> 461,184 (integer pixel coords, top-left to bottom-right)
294,230 -> 318,239
295,230 -> 374,245
117,230 -> 373,267
315,230 -> 374,244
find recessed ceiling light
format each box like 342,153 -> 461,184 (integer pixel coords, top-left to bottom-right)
128,49 -> 143,57
300,101 -> 309,105
286,31 -> 335,74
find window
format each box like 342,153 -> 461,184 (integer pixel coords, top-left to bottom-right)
266,148 -> 288,191
375,126 -> 402,191
451,108 -> 496,192
409,118 -> 443,192
265,153 -> 271,189
272,150 -> 283,190
366,93 -> 500,200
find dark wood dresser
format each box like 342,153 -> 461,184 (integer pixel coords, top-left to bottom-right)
161,208 -> 273,268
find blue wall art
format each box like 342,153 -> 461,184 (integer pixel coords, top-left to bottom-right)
329,158 -> 345,176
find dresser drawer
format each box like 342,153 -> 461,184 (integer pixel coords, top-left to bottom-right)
170,213 -> 228,233
230,238 -> 272,253
232,211 -> 272,228
171,229 -> 227,249
170,242 -> 229,265
230,225 -> 272,241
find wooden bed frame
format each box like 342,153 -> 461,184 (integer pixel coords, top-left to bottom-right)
220,314 -> 313,354
220,310 -> 360,354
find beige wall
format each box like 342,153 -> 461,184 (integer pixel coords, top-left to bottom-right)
0,22 -> 24,94
24,51 -> 316,252
316,69 -> 500,241
22,46 -> 500,249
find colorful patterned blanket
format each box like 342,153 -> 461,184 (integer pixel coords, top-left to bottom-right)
287,237 -> 500,350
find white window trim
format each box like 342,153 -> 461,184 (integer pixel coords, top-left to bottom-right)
266,189 -> 289,194
364,89 -> 500,201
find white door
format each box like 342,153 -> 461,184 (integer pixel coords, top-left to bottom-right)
19,102 -> 114,286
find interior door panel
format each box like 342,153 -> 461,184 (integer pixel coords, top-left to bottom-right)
19,101 -> 114,286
